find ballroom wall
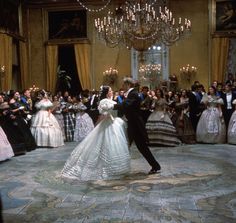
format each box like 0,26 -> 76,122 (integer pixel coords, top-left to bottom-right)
26,0 -> 209,91
27,8 -> 46,89
169,0 -> 210,89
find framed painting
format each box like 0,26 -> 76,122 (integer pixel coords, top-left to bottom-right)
213,0 -> 236,36
45,8 -> 87,43
0,0 -> 22,36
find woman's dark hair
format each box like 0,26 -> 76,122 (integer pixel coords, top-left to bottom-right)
39,90 -> 46,98
211,85 -> 217,92
155,88 -> 164,98
99,85 -> 110,100
208,85 -> 217,95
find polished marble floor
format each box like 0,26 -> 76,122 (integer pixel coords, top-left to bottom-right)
0,142 -> 236,223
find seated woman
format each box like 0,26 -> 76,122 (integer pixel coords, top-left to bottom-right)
31,90 -> 64,148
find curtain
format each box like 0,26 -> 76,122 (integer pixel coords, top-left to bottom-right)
19,41 -> 29,90
46,45 -> 58,94
212,37 -> 229,84
74,44 -> 91,90
226,38 -> 236,76
0,34 -> 12,92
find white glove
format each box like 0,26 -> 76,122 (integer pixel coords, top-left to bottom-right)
26,114 -> 32,120
19,106 -> 25,110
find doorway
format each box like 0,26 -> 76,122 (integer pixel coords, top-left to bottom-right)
57,45 -> 82,96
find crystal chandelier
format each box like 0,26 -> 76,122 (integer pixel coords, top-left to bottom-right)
139,64 -> 161,74
139,64 -> 162,87
94,0 -> 191,52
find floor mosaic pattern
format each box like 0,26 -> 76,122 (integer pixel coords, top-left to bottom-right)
0,142 -> 236,223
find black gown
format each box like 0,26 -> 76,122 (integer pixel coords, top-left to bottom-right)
9,102 -> 37,151
0,105 -> 26,155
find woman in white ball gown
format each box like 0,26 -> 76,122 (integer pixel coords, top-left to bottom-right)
196,86 -> 226,144
30,90 -> 64,148
61,86 -> 130,181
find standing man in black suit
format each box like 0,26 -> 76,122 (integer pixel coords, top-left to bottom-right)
189,84 -> 202,132
222,83 -> 236,129
139,86 -> 152,124
88,89 -> 99,124
116,77 -> 161,174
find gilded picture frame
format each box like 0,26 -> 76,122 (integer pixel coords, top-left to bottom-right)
44,7 -> 88,44
0,0 -> 23,37
212,0 -> 236,36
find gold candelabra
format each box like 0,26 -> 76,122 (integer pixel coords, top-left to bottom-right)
103,67 -> 118,85
180,64 -> 197,82
0,65 -> 5,91
0,65 -> 5,78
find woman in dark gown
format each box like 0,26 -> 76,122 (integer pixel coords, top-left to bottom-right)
0,101 -> 26,155
172,92 -> 196,144
8,91 -> 37,151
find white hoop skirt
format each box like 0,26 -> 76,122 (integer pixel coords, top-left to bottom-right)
61,116 -> 130,181
228,111 -> 236,144
31,110 -> 64,148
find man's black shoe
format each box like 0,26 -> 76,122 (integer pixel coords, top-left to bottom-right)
148,167 -> 161,175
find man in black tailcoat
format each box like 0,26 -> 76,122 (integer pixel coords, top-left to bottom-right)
189,84 -> 202,132
222,83 -> 236,129
115,77 -> 161,174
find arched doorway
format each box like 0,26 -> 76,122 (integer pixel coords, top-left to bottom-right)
57,45 -> 82,96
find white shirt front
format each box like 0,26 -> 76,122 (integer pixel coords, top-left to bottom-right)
226,93 -> 232,109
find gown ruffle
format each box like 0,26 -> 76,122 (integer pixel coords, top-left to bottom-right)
31,99 -> 64,147
74,112 -> 94,142
146,98 -> 181,146
196,95 -> 226,144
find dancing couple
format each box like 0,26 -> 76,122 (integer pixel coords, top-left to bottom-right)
61,77 -> 161,181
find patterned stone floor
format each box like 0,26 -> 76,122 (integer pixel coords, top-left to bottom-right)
0,142 -> 236,223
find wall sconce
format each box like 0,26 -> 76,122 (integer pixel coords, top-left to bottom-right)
0,65 -> 5,91
29,84 -> 39,92
180,64 -> 197,82
103,67 -> 118,85
0,65 -> 5,78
